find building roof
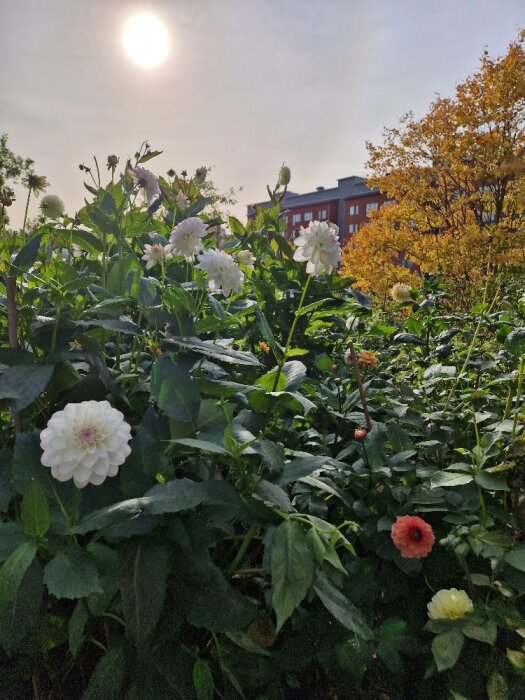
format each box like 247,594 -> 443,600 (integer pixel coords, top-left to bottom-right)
247,176 -> 380,215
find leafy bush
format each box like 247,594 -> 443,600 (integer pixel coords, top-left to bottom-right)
0,148 -> 525,699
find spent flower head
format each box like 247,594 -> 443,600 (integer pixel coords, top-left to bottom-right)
278,164 -> 291,187
196,248 -> 244,297
237,250 -> 256,270
194,167 -> 207,185
293,220 -> 341,276
176,190 -> 189,209
40,194 -> 65,219
128,165 -> 161,202
391,282 -> 413,303
24,173 -> 49,196
169,217 -> 208,260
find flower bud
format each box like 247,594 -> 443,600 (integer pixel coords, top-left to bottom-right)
333,377 -> 342,386
278,164 -> 291,187
167,168 -> 176,178
107,155 -> 119,169
354,427 -> 367,440
194,167 -> 207,185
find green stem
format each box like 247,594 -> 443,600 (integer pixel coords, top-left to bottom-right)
271,276 -> 311,391
226,523 -> 258,578
511,355 -> 525,438
22,188 -> 31,235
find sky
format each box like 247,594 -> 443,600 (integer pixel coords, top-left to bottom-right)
2,0 -> 525,225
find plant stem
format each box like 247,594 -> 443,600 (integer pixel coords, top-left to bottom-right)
511,355 -> 525,438
22,187 -> 31,235
6,275 -> 22,432
226,523 -> 258,578
271,275 -> 311,391
347,339 -> 372,432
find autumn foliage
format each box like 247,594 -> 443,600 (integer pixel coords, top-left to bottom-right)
342,31 -> 525,301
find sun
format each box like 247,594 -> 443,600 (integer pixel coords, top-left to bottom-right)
122,12 -> 169,68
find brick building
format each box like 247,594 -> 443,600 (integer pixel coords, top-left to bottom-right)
247,176 -> 389,244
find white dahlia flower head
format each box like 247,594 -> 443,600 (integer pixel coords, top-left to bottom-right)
128,166 -> 161,202
237,250 -> 256,270
40,400 -> 132,489
293,220 -> 341,276
427,588 -> 474,620
196,248 -> 244,297
176,191 -> 189,209
169,217 -> 208,260
40,194 -> 65,219
142,242 -> 174,269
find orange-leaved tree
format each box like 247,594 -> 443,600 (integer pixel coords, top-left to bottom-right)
342,31 -> 525,303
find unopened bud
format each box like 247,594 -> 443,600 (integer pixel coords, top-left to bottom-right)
194,167 -> 207,185
331,364 -> 338,372
167,169 -> 176,178
354,427 -> 367,440
107,155 -> 119,169
334,377 -> 342,386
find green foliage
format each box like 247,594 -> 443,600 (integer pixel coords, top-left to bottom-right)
0,145 -> 524,698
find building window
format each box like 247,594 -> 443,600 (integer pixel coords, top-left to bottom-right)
384,199 -> 395,207
318,209 -> 327,219
348,223 -> 359,234
349,205 -> 359,216
366,202 -> 379,217
292,213 -> 301,224
304,212 -> 313,222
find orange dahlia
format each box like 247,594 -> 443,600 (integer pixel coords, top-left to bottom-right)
358,350 -> 379,369
391,515 -> 435,559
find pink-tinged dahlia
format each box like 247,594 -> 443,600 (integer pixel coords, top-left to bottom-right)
237,250 -> 256,270
391,515 -> 435,559
142,242 -> 174,269
169,217 -> 208,260
196,248 -> 244,297
128,166 -> 161,202
40,401 -> 132,488
293,221 -> 341,276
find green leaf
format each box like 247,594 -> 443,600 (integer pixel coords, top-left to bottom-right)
364,424 -> 388,470
76,318 -> 142,335
0,558 -> 43,655
151,356 -> 201,423
254,307 -> 282,357
119,539 -> 169,648
10,232 -> 44,274
0,364 -> 54,413
69,228 -> 105,253
295,299 -> 331,317
487,671 -> 508,700
69,600 -> 89,657
313,572 -> 374,640
475,472 -> 509,491
431,629 -> 464,671
0,523 -> 30,563
73,497 -> 151,535
430,471 -> 473,488
165,336 -> 260,366
393,332 -> 426,346
21,480 -> 50,539
253,479 -> 292,512
0,541 -> 38,609
43,546 -> 103,599
171,438 -> 228,455
81,645 -> 126,700
271,520 -> 315,632
193,659 -> 214,700
505,545 -> 525,572
461,618 -> 497,645
505,327 -> 525,357
145,478 -> 212,514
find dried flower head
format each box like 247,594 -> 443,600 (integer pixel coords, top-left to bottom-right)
278,164 -> 291,187
40,400 -> 132,488
427,589 -> 474,620
293,220 -> 341,276
176,190 -> 189,209
40,194 -> 65,219
169,217 -> 208,260
196,248 -> 244,297
25,174 -> 49,196
391,282 -> 412,303
357,350 -> 378,369
107,155 -> 119,169
391,515 -> 435,559
237,250 -> 256,270
194,167 -> 207,185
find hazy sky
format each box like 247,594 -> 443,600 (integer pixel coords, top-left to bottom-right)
2,0 -> 525,224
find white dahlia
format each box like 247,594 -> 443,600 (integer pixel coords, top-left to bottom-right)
128,166 -> 161,202
237,250 -> 256,270
40,194 -> 65,219
293,220 -> 341,276
40,400 -> 132,488
427,588 -> 474,620
176,190 -> 189,209
142,242 -> 174,269
169,217 -> 208,260
196,248 -> 244,297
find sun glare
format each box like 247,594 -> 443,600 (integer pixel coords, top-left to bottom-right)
122,12 -> 169,68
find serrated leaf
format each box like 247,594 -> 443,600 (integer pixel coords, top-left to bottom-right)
314,572 -> 373,639
430,471 -> 473,488
0,363 -> 54,413
151,356 -> 201,424
21,480 -> 50,539
504,545 -> 525,572
193,659 -> 214,700
0,557 -> 43,655
166,336 -> 260,366
271,520 -> 315,632
81,645 -> 126,700
43,546 -> 102,599
69,600 -> 89,657
487,671 -> 508,700
0,541 -> 38,608
10,233 -> 44,274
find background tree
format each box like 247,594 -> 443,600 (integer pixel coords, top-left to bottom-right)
342,31 -> 525,303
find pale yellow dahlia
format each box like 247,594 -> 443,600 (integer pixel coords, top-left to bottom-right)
427,588 -> 474,620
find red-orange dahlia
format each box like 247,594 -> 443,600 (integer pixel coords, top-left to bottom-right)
391,515 -> 435,559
